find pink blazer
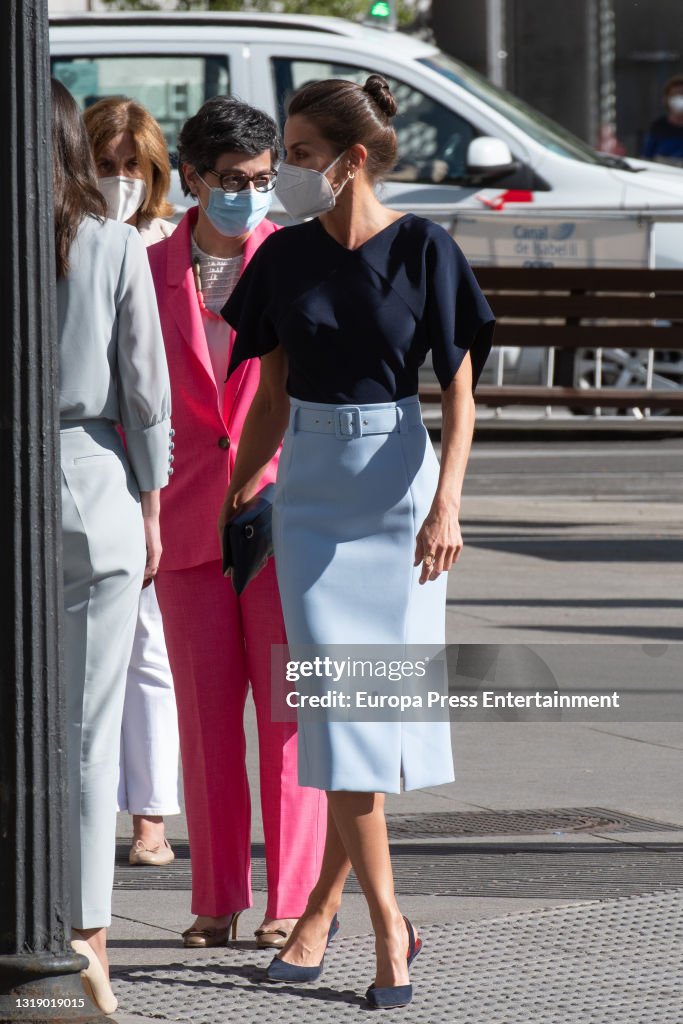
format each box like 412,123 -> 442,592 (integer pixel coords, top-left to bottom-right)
148,208 -> 280,572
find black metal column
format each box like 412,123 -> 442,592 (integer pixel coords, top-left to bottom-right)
0,2 -> 105,1021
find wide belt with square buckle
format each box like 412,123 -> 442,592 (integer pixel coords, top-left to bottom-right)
292,403 -> 420,440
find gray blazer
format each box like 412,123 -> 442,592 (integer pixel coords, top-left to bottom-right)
57,215 -> 172,491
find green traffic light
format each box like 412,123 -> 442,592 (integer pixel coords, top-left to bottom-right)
369,1 -> 391,17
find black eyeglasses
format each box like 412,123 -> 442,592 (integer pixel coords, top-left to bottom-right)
203,168 -> 278,193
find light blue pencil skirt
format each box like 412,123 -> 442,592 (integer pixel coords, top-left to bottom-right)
272,395 -> 455,794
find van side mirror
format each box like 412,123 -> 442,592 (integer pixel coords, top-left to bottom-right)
466,137 -> 517,180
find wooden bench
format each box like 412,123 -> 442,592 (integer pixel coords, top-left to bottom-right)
419,267 -> 683,412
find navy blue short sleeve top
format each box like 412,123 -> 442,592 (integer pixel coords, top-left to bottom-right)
223,213 -> 495,404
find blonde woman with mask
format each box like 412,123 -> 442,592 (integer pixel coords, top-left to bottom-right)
84,97 -> 180,868
85,96 -> 176,242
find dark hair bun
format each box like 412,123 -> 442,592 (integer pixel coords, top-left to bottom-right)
363,75 -> 398,119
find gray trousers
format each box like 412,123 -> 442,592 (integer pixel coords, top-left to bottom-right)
61,421 -> 145,928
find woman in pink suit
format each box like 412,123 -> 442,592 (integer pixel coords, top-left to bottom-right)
148,97 -> 327,949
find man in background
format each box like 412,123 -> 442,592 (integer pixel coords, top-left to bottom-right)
641,74 -> 683,166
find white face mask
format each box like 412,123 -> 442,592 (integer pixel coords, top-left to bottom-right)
99,176 -> 147,222
274,152 -> 349,221
669,95 -> 683,115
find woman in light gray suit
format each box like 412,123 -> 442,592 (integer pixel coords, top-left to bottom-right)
52,80 -> 172,1015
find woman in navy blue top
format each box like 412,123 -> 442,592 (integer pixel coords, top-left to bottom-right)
219,75 -> 494,1010
225,211 -> 493,402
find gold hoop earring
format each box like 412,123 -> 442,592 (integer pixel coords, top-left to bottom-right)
348,171 -> 356,180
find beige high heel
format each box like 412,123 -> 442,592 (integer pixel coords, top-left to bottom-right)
182,910 -> 243,948
70,939 -> 118,1016
254,926 -> 289,950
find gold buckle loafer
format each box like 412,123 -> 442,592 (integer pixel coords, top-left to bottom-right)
254,926 -> 290,950
182,911 -> 242,948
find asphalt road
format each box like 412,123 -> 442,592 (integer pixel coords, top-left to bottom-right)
448,435 -> 683,645
463,436 -> 683,501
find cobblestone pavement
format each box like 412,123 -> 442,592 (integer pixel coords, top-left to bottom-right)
111,890 -> 682,1024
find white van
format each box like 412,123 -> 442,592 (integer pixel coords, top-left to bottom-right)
50,12 -> 683,254
49,11 -> 683,395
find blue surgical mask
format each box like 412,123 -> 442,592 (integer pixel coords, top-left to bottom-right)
197,173 -> 273,236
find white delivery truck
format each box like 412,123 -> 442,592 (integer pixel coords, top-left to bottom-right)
49,11 -> 683,395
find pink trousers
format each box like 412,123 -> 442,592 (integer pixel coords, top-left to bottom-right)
155,557 -> 327,918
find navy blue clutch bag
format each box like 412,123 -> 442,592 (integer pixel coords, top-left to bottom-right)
222,484 -> 276,595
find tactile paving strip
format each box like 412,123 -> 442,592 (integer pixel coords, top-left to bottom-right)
110,890 -> 683,1023
114,845 -> 683,899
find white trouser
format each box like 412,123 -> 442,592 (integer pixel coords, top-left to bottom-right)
117,581 -> 181,816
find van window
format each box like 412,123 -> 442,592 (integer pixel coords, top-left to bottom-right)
272,58 -> 477,185
51,55 -> 229,154
421,53 -> 614,166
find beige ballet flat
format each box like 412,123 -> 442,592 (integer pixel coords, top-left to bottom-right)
70,939 -> 118,1015
128,837 -> 175,866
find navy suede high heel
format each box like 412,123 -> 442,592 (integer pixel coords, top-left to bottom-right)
365,917 -> 422,1009
265,914 -> 339,983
